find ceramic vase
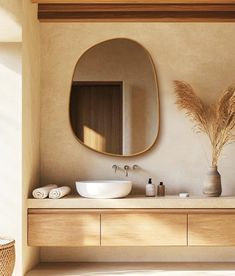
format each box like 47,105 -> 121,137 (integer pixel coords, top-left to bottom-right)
203,166 -> 222,197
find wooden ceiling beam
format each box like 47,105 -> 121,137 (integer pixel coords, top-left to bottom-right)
36,2 -> 235,22
32,0 -> 235,3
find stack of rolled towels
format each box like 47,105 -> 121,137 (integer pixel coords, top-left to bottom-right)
32,184 -> 71,199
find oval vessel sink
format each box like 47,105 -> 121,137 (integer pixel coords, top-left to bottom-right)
75,180 -> 132,199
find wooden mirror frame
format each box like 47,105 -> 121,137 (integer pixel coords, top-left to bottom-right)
69,38 -> 160,157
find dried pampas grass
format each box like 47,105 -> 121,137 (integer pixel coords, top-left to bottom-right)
174,81 -> 235,166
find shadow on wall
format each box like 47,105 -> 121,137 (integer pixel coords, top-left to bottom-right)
0,0 -> 22,42
0,43 -> 21,73
0,0 -> 21,24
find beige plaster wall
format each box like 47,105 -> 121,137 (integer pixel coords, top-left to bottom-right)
40,23 -> 235,262
0,2 -> 22,275
73,38 -> 158,155
22,0 -> 40,274
0,0 -> 22,42
0,42 -> 22,275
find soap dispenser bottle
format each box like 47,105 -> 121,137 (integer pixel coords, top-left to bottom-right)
157,181 -> 165,196
145,178 -> 156,197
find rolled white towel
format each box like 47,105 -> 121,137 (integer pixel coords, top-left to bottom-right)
32,184 -> 58,199
49,186 -> 71,199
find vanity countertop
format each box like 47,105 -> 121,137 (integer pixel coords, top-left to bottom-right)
27,195 -> 235,209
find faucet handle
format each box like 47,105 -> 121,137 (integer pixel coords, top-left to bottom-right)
132,164 -> 139,170
124,165 -> 130,177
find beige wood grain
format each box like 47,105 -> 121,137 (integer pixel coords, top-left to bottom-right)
101,213 -> 187,246
28,208 -> 235,214
188,214 -> 235,246
27,196 -> 235,209
28,213 -> 100,246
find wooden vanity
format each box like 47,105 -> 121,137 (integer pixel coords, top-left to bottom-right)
27,196 -> 235,247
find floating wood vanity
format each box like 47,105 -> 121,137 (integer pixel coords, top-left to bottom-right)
27,196 -> 235,247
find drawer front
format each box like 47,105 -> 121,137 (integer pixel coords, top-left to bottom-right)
101,213 -> 187,246
188,214 -> 235,246
28,213 -> 100,246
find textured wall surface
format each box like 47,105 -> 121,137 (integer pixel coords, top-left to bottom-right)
40,23 -> 235,196
0,43 -> 21,274
22,0 -> 40,273
0,0 -> 22,41
40,23 -> 235,262
0,1 -> 22,274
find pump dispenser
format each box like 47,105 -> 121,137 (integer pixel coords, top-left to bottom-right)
145,178 -> 156,197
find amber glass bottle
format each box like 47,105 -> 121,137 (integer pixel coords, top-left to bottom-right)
157,182 -> 165,196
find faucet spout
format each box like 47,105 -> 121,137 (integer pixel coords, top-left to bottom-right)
112,164 -> 119,173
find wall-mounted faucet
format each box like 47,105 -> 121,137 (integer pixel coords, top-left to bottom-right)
112,164 -> 140,177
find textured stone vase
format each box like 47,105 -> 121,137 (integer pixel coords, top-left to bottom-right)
203,166 -> 222,197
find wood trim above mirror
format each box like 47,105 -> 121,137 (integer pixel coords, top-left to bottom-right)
36,2 -> 235,22
32,0 -> 235,3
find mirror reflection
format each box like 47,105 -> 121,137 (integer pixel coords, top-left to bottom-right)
70,38 -> 159,156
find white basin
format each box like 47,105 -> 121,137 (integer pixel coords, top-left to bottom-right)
75,180 -> 132,199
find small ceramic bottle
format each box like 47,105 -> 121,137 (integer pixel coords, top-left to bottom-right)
157,182 -> 165,196
145,178 -> 156,197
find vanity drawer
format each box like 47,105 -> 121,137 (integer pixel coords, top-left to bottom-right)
101,213 -> 187,246
188,214 -> 235,246
28,211 -> 100,246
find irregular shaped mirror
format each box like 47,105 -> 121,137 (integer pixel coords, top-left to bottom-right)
70,38 -> 159,156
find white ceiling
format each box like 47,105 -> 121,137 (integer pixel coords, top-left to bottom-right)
0,4 -> 22,42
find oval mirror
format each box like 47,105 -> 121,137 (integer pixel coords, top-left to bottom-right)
70,38 -> 159,156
